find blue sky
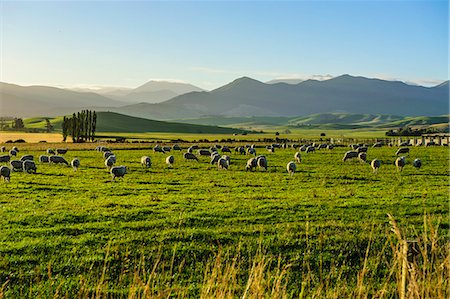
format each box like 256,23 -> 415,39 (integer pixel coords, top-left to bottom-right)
1,0 -> 448,89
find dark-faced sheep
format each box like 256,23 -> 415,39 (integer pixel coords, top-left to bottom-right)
163,146 -> 172,152
294,152 -> 301,163
50,155 -> 69,166
166,155 -> 175,167
184,152 -> 198,161
395,156 -> 406,172
217,157 -> 229,170
47,149 -> 56,155
20,155 -> 34,162
71,158 -> 80,171
257,156 -> 268,171
371,159 -> 381,173
210,154 -> 220,165
0,166 -> 11,182
357,146 -> 368,153
12,146 -> 19,152
0,155 -> 10,163
413,158 -> 422,169
221,155 -> 230,165
198,149 -> 211,156
153,146 -> 165,153
343,151 -> 358,162
56,149 -> 68,155
172,144 -> 182,151
23,160 -> 37,173
287,161 -> 296,176
299,145 -> 307,152
39,155 -> 50,163
103,151 -> 114,160
306,146 -> 315,153
9,150 -> 17,157
246,157 -> 257,171
358,152 -> 367,163
10,160 -> 23,172
247,148 -> 256,156
141,156 -> 152,168
396,147 -> 410,156
0,146 -> 5,152
110,166 -> 127,181
221,146 -> 231,153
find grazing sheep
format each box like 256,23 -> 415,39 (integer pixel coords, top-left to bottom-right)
358,152 -> 367,162
56,149 -> 68,155
0,166 -> 11,182
50,155 -> 69,166
173,144 -> 182,151
0,155 -> 10,163
299,145 -> 307,152
105,155 -> 117,169
372,142 -> 382,148
39,155 -> 50,163
47,149 -> 56,155
191,145 -> 199,150
163,146 -> 172,152
318,144 -> 327,150
23,160 -> 37,173
357,146 -> 368,153
272,143 -> 281,149
217,157 -> 229,170
198,149 -> 211,156
266,146 -> 275,153
9,150 -> 17,157
351,144 -> 359,150
247,148 -> 256,155
246,157 -> 257,171
71,158 -> 80,171
215,144 -> 222,149
103,151 -> 114,160
370,159 -> 381,173
166,155 -> 175,167
257,156 -> 268,171
187,146 -> 194,153
306,146 -> 315,153
20,155 -> 34,162
396,147 -> 410,156
210,154 -> 221,165
413,158 -> 422,169
10,160 -> 23,172
153,146 -> 165,153
291,144 -> 299,149
210,146 -> 218,153
327,144 -> 334,150
221,146 -> 231,153
0,146 -> 5,152
12,146 -> 19,152
183,152 -> 198,161
141,156 -> 152,168
221,155 -> 231,165
294,152 -> 302,163
101,147 -> 110,152
287,161 -> 296,176
110,166 -> 127,181
395,156 -> 406,172
342,151 -> 358,162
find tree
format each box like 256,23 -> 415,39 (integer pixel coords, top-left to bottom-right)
45,118 -> 53,133
12,118 -> 24,129
61,110 -> 97,143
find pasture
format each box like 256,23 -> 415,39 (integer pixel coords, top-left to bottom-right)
0,141 -> 448,297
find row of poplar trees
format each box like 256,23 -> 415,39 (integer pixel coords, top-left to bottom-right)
62,110 -> 97,142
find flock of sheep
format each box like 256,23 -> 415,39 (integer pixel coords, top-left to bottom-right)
0,141 -> 425,182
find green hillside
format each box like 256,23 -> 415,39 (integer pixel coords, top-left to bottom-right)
288,113 -> 403,126
379,115 -> 450,128
174,116 -> 293,127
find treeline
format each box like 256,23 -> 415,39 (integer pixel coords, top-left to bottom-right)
62,110 -> 97,142
385,126 -> 448,136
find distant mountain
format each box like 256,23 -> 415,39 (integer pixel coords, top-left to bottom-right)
0,82 -> 125,117
109,75 -> 448,120
108,81 -> 205,104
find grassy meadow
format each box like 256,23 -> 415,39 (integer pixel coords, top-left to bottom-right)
0,139 -> 448,297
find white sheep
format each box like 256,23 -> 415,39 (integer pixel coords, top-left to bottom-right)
141,156 -> 152,168
110,166 -> 127,181
166,155 -> 175,167
294,152 -> 301,163
71,158 -> 80,171
217,157 -> 229,170
286,161 -> 296,176
105,155 -> 116,170
395,156 -> 406,172
412,158 -> 422,169
0,166 -> 11,182
370,159 -> 381,173
342,151 -> 358,162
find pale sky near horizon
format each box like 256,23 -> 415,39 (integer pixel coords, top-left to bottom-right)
1,0 -> 448,90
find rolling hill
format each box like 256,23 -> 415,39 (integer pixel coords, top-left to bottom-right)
106,75 -> 448,120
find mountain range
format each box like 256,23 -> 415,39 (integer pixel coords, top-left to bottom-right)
1,75 -> 448,119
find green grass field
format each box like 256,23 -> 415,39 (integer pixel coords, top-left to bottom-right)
0,142 -> 448,297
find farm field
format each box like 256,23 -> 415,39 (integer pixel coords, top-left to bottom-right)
0,141 -> 448,297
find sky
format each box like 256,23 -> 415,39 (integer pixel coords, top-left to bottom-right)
1,0 -> 448,90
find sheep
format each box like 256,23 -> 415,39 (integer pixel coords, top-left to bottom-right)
286,161 -> 296,176
266,146 -> 275,153
187,146 -> 194,153
23,160 -> 37,173
105,155 -> 117,170
10,160 -> 23,172
50,155 -> 69,166
39,155 -> 50,163
351,144 -> 359,150
0,166 -> 11,182
395,156 -> 406,172
103,151 -> 114,160
141,156 -> 152,168
166,155 -> 174,167
162,146 -> 172,152
358,152 -> 367,163
221,155 -> 231,165
237,146 -> 246,154
396,147 -> 410,156
0,146 -> 5,152
299,145 -> 307,152
56,149 -> 68,155
306,146 -> 315,153
327,144 -> 334,150
210,154 -> 221,165
412,158 -> 422,169
191,145 -> 199,150
0,155 -> 10,163
9,150 -> 17,157
101,147 -> 110,152
370,159 -> 381,173
20,155 -> 34,162
318,144 -> 327,150
245,157 -> 257,171
217,157 -> 229,170
400,141 -> 410,147
110,166 -> 127,181
198,149 -> 211,156
221,146 -> 231,153
153,146 -> 165,153
210,146 -> 218,153
12,146 -> 19,152
291,144 -> 299,149
47,149 -> 56,155
71,158 -> 80,171
294,152 -> 302,163
257,156 -> 268,171
247,148 -> 256,156
342,151 -> 358,162
357,146 -> 368,153
172,144 -> 182,151
271,143 -> 281,149
215,144 -> 222,149
183,152 -> 198,161
372,142 -> 382,148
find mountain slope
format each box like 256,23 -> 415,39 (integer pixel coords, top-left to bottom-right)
0,82 -> 124,117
